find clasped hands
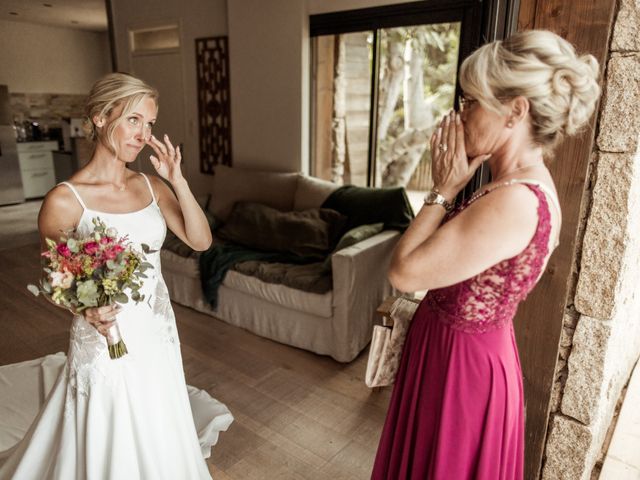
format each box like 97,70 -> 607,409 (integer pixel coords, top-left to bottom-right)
429,110 -> 492,201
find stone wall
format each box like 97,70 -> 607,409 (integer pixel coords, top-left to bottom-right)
541,1 -> 640,478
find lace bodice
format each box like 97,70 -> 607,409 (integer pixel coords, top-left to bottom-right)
425,182 -> 553,334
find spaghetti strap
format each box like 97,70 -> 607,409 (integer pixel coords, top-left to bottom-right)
139,172 -> 157,203
58,181 -> 87,210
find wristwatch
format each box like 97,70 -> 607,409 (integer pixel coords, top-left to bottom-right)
423,189 -> 454,213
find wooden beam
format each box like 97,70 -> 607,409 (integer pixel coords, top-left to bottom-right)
514,1 -> 617,478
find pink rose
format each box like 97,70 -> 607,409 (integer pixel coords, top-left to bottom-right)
103,249 -> 117,260
112,245 -> 124,254
56,243 -> 71,258
100,237 -> 113,245
83,241 -> 100,255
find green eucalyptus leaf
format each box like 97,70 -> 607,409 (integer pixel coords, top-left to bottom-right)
67,238 -> 79,253
114,293 -> 129,303
27,284 -> 40,296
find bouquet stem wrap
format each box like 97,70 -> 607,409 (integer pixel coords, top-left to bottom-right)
106,319 -> 128,359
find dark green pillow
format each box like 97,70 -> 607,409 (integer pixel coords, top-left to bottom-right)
321,185 -> 414,231
217,202 -> 347,259
322,222 -> 384,270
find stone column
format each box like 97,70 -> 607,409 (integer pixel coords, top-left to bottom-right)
542,2 -> 640,478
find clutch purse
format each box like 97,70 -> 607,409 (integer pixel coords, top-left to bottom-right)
365,296 -> 420,388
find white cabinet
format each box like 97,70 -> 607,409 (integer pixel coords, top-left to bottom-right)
17,141 -> 58,198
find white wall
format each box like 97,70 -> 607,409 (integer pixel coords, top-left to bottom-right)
110,0 -> 227,194
0,20 -> 111,95
227,0 -> 307,172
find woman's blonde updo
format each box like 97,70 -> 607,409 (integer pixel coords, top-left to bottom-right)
83,72 -> 158,153
459,30 -> 601,151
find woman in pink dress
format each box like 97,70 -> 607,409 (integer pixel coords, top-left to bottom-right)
372,30 -> 601,479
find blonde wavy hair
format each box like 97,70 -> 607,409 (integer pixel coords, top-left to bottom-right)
459,30 -> 601,152
83,72 -> 159,155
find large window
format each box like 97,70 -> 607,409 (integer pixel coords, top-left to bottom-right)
312,23 -> 460,194
310,1 -> 517,209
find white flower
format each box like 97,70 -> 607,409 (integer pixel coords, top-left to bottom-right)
50,271 -> 65,287
60,271 -> 74,289
106,227 -> 118,238
50,271 -> 74,289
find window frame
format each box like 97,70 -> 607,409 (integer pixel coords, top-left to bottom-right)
309,0 -> 520,200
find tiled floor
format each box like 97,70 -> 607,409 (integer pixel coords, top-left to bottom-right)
600,360 -> 640,479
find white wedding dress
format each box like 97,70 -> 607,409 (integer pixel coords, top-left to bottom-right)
0,174 -> 233,479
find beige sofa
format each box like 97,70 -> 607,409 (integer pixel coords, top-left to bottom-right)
160,166 -> 400,362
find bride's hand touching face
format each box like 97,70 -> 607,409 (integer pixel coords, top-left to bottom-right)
146,133 -> 183,185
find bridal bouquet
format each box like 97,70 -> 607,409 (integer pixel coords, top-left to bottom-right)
28,217 -> 155,359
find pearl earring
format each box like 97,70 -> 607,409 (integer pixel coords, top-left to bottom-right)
507,121 -> 514,128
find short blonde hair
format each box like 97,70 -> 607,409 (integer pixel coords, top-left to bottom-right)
83,72 -> 159,154
459,30 -> 601,151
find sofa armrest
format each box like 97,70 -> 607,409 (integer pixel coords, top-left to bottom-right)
329,230 -> 401,361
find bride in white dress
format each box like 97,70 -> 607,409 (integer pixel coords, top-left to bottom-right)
0,73 -> 232,479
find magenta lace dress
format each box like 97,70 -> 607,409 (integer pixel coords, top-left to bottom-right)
372,182 -> 553,480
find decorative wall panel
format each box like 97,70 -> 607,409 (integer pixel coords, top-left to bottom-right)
196,36 -> 231,174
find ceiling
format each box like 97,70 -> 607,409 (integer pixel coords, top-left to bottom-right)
0,0 -> 108,32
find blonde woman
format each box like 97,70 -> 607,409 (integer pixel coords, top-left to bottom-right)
0,73 -> 231,479
372,30 -> 600,479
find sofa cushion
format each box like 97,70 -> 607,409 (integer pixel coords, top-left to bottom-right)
321,222 -> 384,270
217,202 -> 347,258
293,175 -> 339,211
209,165 -> 299,222
160,251 -> 332,317
233,260 -> 331,294
223,270 -> 333,318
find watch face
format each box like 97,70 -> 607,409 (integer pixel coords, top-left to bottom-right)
425,192 -> 439,203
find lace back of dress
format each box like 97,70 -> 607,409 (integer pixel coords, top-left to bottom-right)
427,184 -> 553,333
